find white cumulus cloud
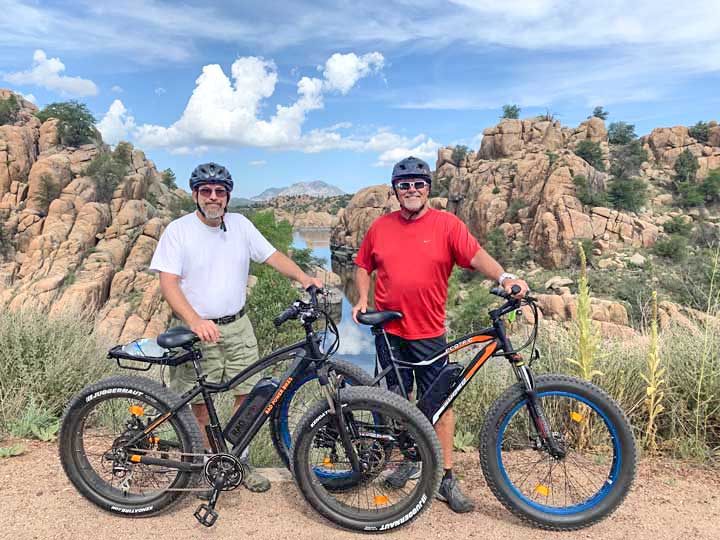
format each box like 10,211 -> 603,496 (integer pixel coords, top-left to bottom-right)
321,52 -> 384,94
111,85 -> 123,93
134,53 -> 384,154
97,99 -> 136,146
154,87 -> 166,95
3,50 -> 98,97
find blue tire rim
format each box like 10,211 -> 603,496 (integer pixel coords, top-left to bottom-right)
497,390 -> 622,515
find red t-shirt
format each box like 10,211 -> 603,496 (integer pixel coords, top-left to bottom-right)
354,208 -> 481,339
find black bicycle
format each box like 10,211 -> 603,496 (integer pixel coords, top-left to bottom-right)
273,286 -> 637,531
58,287 -> 442,533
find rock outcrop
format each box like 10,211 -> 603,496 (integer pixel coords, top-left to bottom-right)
332,115 -> 720,268
0,89 -> 192,342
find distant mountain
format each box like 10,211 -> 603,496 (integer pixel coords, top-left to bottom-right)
228,196 -> 257,208
251,181 -> 345,201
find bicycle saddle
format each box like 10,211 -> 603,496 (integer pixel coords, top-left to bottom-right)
157,326 -> 199,348
356,310 -> 403,326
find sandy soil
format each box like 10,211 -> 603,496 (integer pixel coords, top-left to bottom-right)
1,440 -> 718,540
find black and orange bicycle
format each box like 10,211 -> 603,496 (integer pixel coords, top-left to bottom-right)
274,286 -> 637,531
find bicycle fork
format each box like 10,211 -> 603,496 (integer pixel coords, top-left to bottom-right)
511,359 -> 565,459
318,365 -> 363,473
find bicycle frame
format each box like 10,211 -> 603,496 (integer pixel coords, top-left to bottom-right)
121,325 -> 328,471
370,297 -> 540,427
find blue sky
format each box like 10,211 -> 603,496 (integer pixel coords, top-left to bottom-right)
1,0 -> 719,198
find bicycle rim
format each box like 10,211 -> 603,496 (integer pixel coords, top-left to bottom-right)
70,394 -> 191,504
497,391 -> 622,514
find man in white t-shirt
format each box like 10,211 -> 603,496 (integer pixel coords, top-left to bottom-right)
150,162 -> 321,493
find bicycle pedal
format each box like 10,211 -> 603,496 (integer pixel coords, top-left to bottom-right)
194,503 -> 219,527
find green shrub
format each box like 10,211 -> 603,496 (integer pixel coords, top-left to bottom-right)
675,148 -> 699,184
607,176 -> 648,212
492,186 -> 500,195
112,141 -> 133,166
291,247 -> 327,272
663,216 -> 693,236
609,140 -> 647,178
250,210 -> 292,253
592,106 -> 609,120
447,286 -> 494,339
546,151 -> 558,166
507,199 -> 527,222
652,235 -> 688,261
608,122 -> 637,145
700,168 -> 720,204
689,121 -> 710,144
36,174 -> 62,212
574,140 -> 605,171
36,101 -> 96,147
0,309 -> 114,433
168,194 -> 196,219
0,213 -> 12,260
501,104 -> 520,119
451,145 -> 469,165
0,94 -> 20,125
162,168 -> 177,189
85,151 -> 128,203
484,228 -> 507,265
573,174 -> 608,206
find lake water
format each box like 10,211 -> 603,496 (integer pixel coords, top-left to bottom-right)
292,229 -> 376,375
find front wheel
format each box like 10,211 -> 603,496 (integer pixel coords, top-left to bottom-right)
480,374 -> 636,530
292,386 -> 442,533
59,375 -> 203,516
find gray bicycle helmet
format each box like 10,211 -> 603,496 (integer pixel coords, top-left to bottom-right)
189,162 -> 234,192
391,156 -> 432,183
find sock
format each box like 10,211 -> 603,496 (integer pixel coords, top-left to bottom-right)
443,468 -> 453,481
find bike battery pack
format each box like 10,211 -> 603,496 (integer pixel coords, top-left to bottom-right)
416,363 -> 464,420
223,377 -> 279,445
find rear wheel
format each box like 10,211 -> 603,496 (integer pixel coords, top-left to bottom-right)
292,386 -> 441,533
480,374 -> 636,530
59,375 -> 203,516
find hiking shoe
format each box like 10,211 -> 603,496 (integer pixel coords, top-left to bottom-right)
436,475 -> 475,513
384,462 -> 421,489
240,461 -> 271,493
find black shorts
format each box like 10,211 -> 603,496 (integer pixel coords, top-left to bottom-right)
375,332 -> 448,398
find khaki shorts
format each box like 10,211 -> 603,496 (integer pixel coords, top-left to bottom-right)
168,314 -> 262,404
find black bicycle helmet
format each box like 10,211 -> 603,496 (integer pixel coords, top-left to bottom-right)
391,156 -> 432,183
189,162 -> 234,192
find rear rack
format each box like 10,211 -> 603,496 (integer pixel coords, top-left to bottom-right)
107,345 -> 189,371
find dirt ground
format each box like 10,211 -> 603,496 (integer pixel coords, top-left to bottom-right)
1,440 -> 718,540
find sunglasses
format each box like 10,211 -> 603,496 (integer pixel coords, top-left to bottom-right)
395,180 -> 429,191
197,186 -> 228,197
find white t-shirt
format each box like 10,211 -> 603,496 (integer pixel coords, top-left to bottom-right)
150,212 -> 276,319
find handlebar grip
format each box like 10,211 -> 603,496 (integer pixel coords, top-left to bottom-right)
490,287 -> 509,298
306,285 -> 322,306
273,306 -> 298,327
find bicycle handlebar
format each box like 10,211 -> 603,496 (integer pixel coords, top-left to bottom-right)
273,286 -> 326,328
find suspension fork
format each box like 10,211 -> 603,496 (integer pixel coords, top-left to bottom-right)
511,359 -> 565,458
317,364 -> 363,472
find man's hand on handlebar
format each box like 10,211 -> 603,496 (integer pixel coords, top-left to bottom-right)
503,278 -> 529,299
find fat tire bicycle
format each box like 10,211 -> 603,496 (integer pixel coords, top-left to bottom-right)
272,286 -> 637,531
58,287 -> 442,533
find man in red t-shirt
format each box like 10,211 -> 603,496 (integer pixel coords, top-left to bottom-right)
353,156 -> 529,513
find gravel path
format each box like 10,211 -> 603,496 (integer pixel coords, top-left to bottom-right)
2,440 -> 718,540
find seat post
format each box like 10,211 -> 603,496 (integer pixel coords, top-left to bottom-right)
372,326 -> 410,400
